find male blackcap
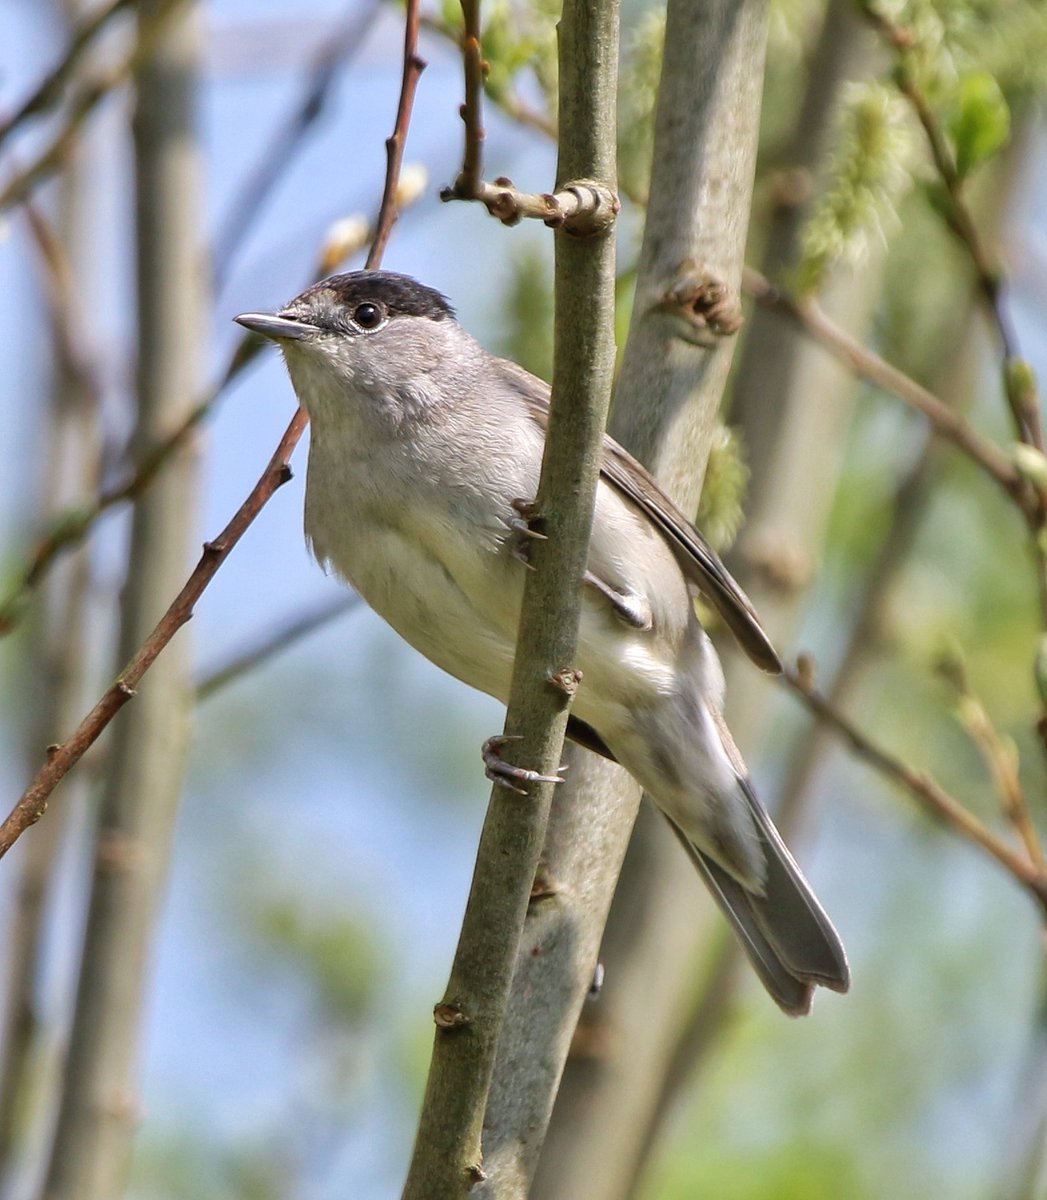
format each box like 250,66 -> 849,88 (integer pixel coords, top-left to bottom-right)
236,270 -> 850,1015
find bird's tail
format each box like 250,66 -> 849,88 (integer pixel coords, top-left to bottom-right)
670,783 -> 850,1016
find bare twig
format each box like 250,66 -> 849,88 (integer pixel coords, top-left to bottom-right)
196,594 -> 360,700
938,652 -> 1047,874
864,7 -> 1043,451
0,0 -> 185,213
366,0 -> 425,269
0,0 -> 134,148
783,656 -> 1047,914
419,13 -> 556,139
0,409 -> 306,861
439,0 -> 617,234
743,266 -> 1035,514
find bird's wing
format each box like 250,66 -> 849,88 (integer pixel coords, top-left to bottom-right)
495,357 -> 781,675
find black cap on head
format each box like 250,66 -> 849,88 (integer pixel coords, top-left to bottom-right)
306,271 -> 455,322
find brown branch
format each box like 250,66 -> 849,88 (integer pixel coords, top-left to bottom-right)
783,656 -> 1047,915
865,7 -> 1043,452
743,266 -> 1036,515
366,0 -> 425,270
0,0 -> 135,148
0,0 -> 185,213
440,1 -> 617,234
0,408 -> 306,861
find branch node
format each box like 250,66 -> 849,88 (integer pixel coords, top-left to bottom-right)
433,1002 -> 470,1030
547,666 -> 583,697
115,680 -> 136,698
529,871 -> 560,902
661,264 -> 744,339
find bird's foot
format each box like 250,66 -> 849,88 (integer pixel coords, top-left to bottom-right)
506,498 -> 547,567
482,734 -> 566,794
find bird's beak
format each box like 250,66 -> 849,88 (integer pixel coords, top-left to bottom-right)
234,312 -> 320,341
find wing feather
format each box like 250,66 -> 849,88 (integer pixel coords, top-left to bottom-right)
495,357 -> 781,674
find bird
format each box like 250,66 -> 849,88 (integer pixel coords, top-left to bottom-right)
235,269 -> 850,1015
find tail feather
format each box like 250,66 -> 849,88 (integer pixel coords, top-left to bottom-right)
667,784 -> 850,1015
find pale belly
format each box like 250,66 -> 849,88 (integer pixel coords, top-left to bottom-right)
312,508 -> 674,743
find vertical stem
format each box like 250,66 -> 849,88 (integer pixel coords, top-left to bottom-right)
401,1 -> 619,1196
38,3 -> 203,1197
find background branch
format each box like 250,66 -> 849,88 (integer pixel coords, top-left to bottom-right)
743,266 -> 1031,509
211,0 -> 382,288
0,0 -> 134,147
0,0 -> 184,214
38,5 -> 204,1192
783,657 -> 1047,912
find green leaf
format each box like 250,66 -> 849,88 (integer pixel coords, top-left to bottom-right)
949,71 -> 1010,181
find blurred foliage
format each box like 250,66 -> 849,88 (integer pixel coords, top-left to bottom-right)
795,0 -> 1045,291
795,81 -> 918,294
251,895 -> 384,1026
496,247 -> 553,381
133,1133 -> 288,1200
617,10 -> 665,203
696,424 -> 751,552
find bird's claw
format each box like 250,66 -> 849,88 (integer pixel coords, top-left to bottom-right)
482,734 -> 566,794
507,498 -> 547,567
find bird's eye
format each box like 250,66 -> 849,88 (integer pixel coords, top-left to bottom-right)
353,303 -> 382,330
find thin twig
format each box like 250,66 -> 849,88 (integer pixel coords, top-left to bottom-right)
0,408 -> 306,861
366,0 -> 426,269
22,198 -> 105,414
419,13 -> 556,139
938,653 -> 1047,875
439,1 -> 617,234
783,656 -> 1047,915
0,0 -> 185,213
865,7 -> 1043,451
743,266 -> 1036,515
0,0 -> 135,148
196,594 -> 360,700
